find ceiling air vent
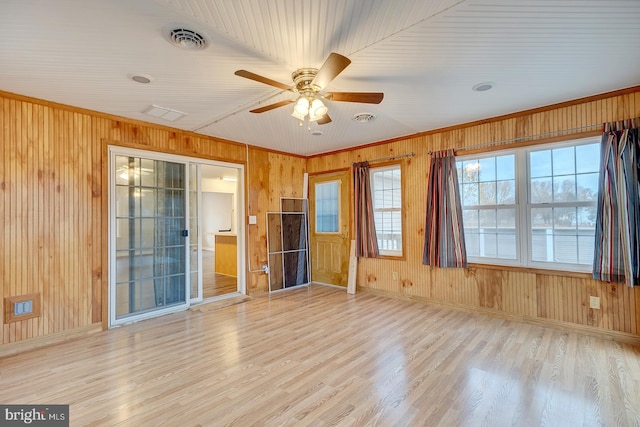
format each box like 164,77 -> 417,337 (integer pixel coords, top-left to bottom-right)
164,26 -> 208,50
352,113 -> 376,123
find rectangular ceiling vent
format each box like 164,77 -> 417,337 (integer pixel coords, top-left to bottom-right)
143,105 -> 187,122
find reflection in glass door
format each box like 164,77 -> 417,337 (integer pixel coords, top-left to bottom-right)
112,155 -> 187,323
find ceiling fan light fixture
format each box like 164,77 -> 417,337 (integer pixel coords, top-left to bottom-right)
291,109 -> 306,121
309,98 -> 328,119
294,97 -> 310,116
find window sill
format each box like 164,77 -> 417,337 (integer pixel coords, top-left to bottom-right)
377,254 -> 405,261
466,262 -> 593,279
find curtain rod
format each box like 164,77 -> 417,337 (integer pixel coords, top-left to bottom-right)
427,124 -> 602,155
353,152 -> 415,165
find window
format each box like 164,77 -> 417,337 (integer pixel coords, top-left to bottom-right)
315,181 -> 339,232
456,137 -> 599,272
370,164 -> 402,256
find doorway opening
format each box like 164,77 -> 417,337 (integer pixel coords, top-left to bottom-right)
108,146 -> 245,327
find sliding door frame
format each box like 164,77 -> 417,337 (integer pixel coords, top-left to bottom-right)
108,146 -> 246,327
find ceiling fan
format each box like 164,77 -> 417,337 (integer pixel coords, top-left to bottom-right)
234,53 -> 383,125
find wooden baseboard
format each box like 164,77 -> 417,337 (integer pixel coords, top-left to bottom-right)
358,286 -> 640,347
0,324 -> 102,359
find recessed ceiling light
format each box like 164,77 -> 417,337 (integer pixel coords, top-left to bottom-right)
352,113 -> 376,123
130,74 -> 153,84
472,82 -> 495,92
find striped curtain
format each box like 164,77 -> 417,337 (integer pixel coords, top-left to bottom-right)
593,119 -> 640,287
353,161 -> 379,258
423,149 -> 467,268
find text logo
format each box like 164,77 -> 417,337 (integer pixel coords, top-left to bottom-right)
1,405 -> 68,426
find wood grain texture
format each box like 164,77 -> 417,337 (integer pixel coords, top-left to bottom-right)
307,90 -> 640,338
245,148 -> 307,294
0,285 -> 638,426
0,93 -> 306,345
2,87 -> 639,348
214,235 -> 238,277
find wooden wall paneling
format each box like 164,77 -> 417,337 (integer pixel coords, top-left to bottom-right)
309,88 -> 640,340
1,91 -> 287,346
246,147 -> 270,294
3,87 -> 640,348
267,152 -> 306,210
91,113 -> 102,325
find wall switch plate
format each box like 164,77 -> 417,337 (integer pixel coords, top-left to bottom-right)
248,215 -> 257,225
589,296 -> 601,309
392,272 -> 399,280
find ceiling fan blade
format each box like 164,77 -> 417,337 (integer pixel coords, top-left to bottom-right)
326,92 -> 384,104
317,114 -> 332,125
311,53 -> 351,90
249,99 -> 294,113
235,70 -> 291,91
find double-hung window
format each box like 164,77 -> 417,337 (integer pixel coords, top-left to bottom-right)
370,164 -> 403,256
456,136 -> 600,272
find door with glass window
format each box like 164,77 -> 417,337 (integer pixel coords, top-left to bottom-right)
309,171 -> 351,286
112,154 -> 188,323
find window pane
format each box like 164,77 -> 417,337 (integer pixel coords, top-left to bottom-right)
479,233 -> 497,257
479,209 -> 497,229
532,207 -> 553,228
553,176 -> 576,202
577,206 -> 597,228
461,160 -> 480,183
576,173 -> 598,201
466,233 -> 480,257
552,147 -> 575,176
496,155 -> 515,180
496,180 -> 515,204
576,143 -> 600,173
497,209 -> 517,259
578,234 -> 595,264
530,150 -> 551,178
554,235 -> 578,263
497,208 -> 516,229
463,209 -> 479,229
530,177 -> 553,203
315,181 -> 339,232
371,166 -> 402,254
554,207 -> 577,230
479,158 -> 496,182
497,234 -> 517,259
463,183 -> 479,206
479,182 -> 496,205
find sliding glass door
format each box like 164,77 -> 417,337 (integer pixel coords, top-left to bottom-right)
112,154 -> 188,324
109,147 -> 246,327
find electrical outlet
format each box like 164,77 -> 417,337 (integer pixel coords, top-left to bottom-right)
589,296 -> 600,309
392,272 -> 399,280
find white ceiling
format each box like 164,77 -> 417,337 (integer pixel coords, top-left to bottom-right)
1,0 -> 638,156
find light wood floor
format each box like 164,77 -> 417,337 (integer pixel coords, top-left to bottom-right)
1,285 -> 639,426
202,250 -> 237,298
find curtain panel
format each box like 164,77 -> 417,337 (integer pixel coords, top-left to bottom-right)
353,161 -> 379,258
423,149 -> 467,268
593,119 -> 640,287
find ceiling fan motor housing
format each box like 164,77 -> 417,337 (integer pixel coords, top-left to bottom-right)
292,68 -> 320,93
